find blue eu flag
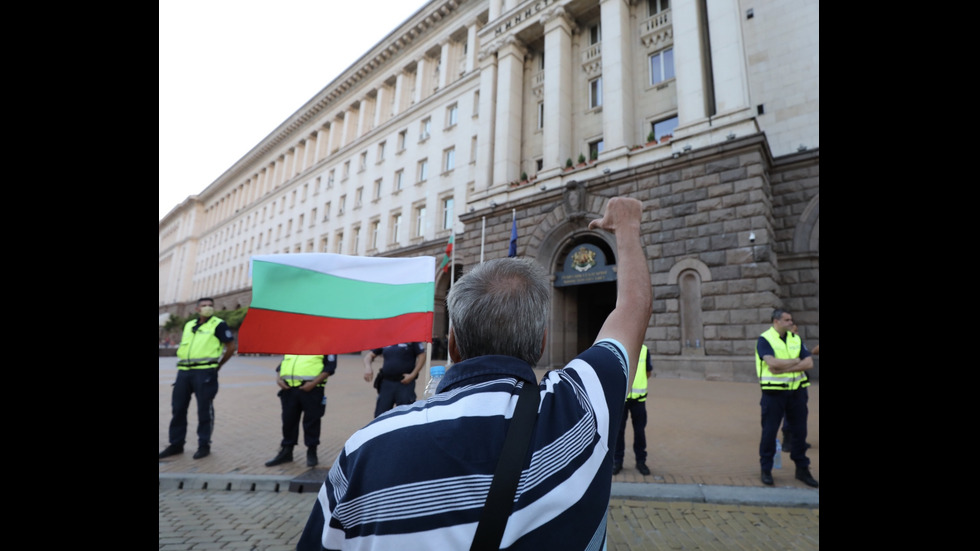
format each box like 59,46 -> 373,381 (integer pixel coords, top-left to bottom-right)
508,218 -> 518,257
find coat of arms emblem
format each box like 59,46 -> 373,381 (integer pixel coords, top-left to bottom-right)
571,247 -> 597,272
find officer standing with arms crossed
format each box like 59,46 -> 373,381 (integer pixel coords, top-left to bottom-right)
755,308 -> 818,487
265,354 -> 337,467
613,343 -> 653,476
160,297 -> 236,460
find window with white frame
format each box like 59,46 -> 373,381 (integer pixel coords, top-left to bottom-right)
650,48 -> 675,85
590,24 -> 601,45
320,236 -> 328,252
352,226 -> 360,255
391,212 -> 402,244
327,169 -> 335,188
589,139 -> 604,161
335,232 -> 343,253
648,0 -> 669,16
338,195 -> 346,215
323,201 -> 331,221
370,219 -> 380,250
420,118 -> 431,141
442,196 -> 454,230
446,103 -> 458,127
394,169 -> 404,191
359,151 -> 367,171
377,141 -> 386,162
373,178 -> 383,200
652,116 -> 679,142
589,76 -> 602,109
397,130 -> 407,151
444,148 -> 455,173
310,208 -> 317,226
417,159 -> 428,183
342,161 -> 350,179
537,101 -> 544,129
414,204 -> 426,237
355,187 -> 363,209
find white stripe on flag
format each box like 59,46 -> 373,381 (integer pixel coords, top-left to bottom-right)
249,253 -> 435,285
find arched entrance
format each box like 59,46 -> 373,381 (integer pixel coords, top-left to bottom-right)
548,235 -> 617,369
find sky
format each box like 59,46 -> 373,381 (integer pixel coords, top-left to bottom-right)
159,0 -> 430,221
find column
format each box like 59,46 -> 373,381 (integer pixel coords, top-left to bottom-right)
542,8 -> 574,173
599,0 -> 634,155
393,71 -> 405,116
413,57 -> 427,105
438,41 -> 450,90
474,50 -> 498,190
374,86 -> 388,127
488,0 -> 501,22
466,21 -> 478,74
315,125 -> 329,161
326,117 -> 339,156
305,132 -> 318,167
340,110 -> 352,150
703,0 -> 750,115
492,37 -> 526,186
356,100 -> 367,139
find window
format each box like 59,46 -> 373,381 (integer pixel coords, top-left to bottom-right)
589,139 -> 604,161
537,101 -> 544,130
355,187 -> 363,209
398,129 -> 407,151
297,214 -> 304,231
648,0 -> 669,16
650,48 -> 675,85
652,116 -> 679,142
414,205 -> 426,237
391,213 -> 403,244
446,103 -> 458,127
310,208 -> 317,226
342,161 -> 350,179
319,236 -> 328,252
335,232 -> 344,254
473,90 -> 480,117
417,159 -> 429,183
301,183 -> 308,202
394,169 -> 404,191
290,190 -> 297,207
352,226 -> 360,254
327,169 -> 335,188
359,151 -> 367,171
370,220 -> 380,250
442,197 -> 454,230
377,141 -> 386,162
323,201 -> 331,221
589,24 -> 601,45
338,195 -> 346,215
444,148 -> 455,172
373,179 -> 383,200
314,176 -> 321,195
589,76 -> 602,109
420,118 -> 431,141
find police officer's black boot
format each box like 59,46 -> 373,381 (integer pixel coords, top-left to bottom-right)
265,445 -> 294,467
307,446 -> 318,467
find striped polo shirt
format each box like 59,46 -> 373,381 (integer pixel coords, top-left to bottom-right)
297,338 -> 629,551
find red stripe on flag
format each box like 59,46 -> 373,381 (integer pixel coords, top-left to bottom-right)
237,308 -> 433,355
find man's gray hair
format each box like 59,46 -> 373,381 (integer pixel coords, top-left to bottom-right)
447,257 -> 551,365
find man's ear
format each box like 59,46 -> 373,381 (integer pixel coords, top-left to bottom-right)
448,327 -> 461,364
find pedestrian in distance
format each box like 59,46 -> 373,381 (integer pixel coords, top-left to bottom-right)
265,354 -> 338,468
362,342 -> 426,418
159,298 -> 236,460
297,196 -> 653,550
755,309 -> 818,487
613,343 -> 654,476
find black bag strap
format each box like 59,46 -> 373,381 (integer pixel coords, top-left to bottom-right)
470,380 -> 540,551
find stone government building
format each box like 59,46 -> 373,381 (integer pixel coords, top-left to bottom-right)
158,0 -> 819,383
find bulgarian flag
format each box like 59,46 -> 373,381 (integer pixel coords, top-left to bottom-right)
238,253 -> 435,355
437,233 -> 454,273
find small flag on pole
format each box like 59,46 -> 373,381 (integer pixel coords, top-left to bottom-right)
238,253 -> 435,355
437,233 -> 454,273
508,216 -> 518,257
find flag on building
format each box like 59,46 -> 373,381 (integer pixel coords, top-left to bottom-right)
238,253 -> 435,355
508,217 -> 518,257
437,233 -> 454,273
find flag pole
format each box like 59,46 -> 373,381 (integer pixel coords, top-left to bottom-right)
480,216 -> 486,264
450,226 -> 455,287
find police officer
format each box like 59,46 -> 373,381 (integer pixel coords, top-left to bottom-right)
363,342 -> 426,418
265,354 -> 338,467
613,344 -> 653,476
756,309 -> 818,487
160,297 -> 237,460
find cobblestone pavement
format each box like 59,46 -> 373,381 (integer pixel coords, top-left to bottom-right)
160,354 -> 819,549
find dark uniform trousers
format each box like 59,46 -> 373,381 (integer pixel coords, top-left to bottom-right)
279,385 -> 326,448
374,377 -> 416,418
615,398 -> 648,465
170,368 -> 219,448
759,387 -> 809,471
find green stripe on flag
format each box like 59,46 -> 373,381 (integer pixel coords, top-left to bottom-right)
250,261 -> 433,320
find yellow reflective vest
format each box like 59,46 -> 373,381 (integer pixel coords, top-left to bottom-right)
280,354 -> 328,387
628,345 -> 650,401
176,316 -> 225,370
755,327 -> 808,390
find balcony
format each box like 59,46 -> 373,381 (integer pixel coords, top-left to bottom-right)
640,9 -> 672,49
